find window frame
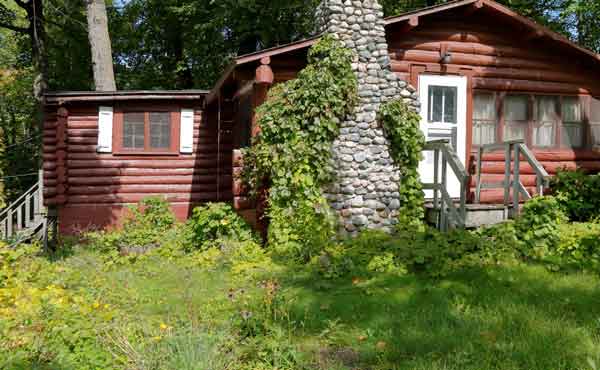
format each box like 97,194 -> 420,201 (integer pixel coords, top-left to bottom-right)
112,106 -> 181,156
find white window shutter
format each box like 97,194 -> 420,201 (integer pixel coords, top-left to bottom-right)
180,108 -> 194,153
97,106 -> 113,153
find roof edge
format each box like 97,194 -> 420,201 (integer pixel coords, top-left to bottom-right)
45,90 -> 208,104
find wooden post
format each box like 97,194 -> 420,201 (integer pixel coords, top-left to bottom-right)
475,147 -> 483,204
433,148 -> 439,218
513,144 -> 521,216
459,177 -> 467,228
503,143 -> 511,219
7,209 -> 12,239
441,155 -> 448,231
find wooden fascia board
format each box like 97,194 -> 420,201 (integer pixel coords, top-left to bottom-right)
384,0 -> 478,25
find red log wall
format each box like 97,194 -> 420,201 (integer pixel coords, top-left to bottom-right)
43,100 -> 232,234
386,11 -> 600,203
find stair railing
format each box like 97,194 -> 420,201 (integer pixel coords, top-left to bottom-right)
422,140 -> 469,231
475,140 -> 550,218
0,170 -> 46,244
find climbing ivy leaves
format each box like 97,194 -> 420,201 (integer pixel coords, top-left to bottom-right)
243,35 -> 358,261
378,99 -> 426,228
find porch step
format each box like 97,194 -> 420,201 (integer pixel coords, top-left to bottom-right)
425,203 -> 518,229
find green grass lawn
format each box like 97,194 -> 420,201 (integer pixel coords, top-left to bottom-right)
2,244 -> 599,370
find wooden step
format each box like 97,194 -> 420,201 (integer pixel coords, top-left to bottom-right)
425,202 -> 520,228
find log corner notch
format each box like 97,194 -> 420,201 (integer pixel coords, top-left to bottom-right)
398,16 -> 419,33
464,0 -> 484,16
55,106 -> 69,205
252,57 -> 274,137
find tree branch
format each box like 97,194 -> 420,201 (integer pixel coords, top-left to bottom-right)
0,20 -> 29,34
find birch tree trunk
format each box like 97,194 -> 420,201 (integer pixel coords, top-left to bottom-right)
86,0 -> 116,91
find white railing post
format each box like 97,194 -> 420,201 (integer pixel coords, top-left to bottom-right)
513,144 -> 521,216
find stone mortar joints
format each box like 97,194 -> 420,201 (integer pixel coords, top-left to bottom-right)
318,0 -> 420,235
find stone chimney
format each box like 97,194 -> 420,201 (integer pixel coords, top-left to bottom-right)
319,0 -> 420,234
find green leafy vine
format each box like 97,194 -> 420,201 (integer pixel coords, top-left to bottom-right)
243,35 -> 358,261
378,99 -> 426,227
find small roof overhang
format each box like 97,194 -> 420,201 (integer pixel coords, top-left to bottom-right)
45,90 -> 209,104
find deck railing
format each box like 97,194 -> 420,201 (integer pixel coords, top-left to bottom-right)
475,140 -> 550,217
0,170 -> 47,246
422,140 -> 469,231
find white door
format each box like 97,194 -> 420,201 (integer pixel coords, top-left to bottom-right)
418,75 -> 467,198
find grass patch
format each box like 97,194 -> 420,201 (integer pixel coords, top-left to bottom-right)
2,244 -> 600,370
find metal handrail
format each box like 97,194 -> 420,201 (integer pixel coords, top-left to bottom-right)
423,140 -> 469,231
475,140 -> 549,217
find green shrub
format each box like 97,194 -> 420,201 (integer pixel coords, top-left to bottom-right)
516,196 -> 567,259
554,223 -> 600,271
188,203 -> 256,250
550,169 -> 600,222
312,226 -> 518,280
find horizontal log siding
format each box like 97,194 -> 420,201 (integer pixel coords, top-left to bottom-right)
44,102 -> 231,233
388,14 -> 600,203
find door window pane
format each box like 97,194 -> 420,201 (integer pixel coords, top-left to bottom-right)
473,92 -> 497,146
503,95 -> 528,141
123,112 -> 145,149
562,97 -> 583,149
533,96 -> 557,147
150,112 -> 171,148
428,85 -> 457,124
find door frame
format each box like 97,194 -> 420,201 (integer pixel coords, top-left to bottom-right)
410,64 -> 474,165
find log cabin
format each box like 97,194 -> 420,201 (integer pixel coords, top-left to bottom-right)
43,0 -> 600,234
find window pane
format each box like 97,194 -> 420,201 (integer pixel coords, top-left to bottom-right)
474,93 -> 496,120
150,112 -> 171,149
444,87 -> 457,123
473,93 -> 497,146
504,124 -> 526,141
535,96 -> 558,123
562,97 -> 582,123
428,85 -> 457,124
473,121 -> 496,145
591,97 -> 600,123
533,96 -> 557,147
123,113 -> 145,149
533,124 -> 554,147
504,95 -> 528,121
562,124 -> 583,148
428,86 -> 442,123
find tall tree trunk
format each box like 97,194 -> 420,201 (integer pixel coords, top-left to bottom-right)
86,0 -> 116,91
29,0 -> 48,101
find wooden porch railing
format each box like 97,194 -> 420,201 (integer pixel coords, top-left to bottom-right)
0,170 -> 48,247
422,140 -> 469,231
475,140 -> 550,217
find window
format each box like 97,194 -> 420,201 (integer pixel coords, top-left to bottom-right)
533,96 -> 558,148
428,85 -> 457,124
473,92 -> 497,146
114,110 -> 180,154
561,97 -> 584,148
471,92 -> 595,150
503,95 -> 529,141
